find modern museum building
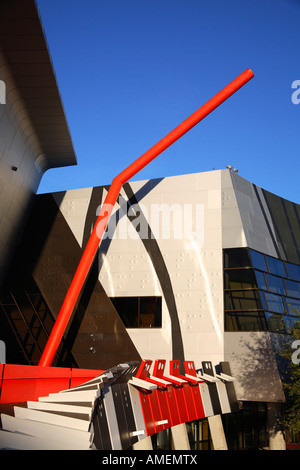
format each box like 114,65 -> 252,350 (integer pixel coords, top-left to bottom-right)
0,0 -> 299,451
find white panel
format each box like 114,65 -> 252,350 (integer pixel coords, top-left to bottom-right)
14,406 -> 90,431
0,429 -> 89,450
198,383 -> 214,417
27,400 -> 92,419
1,414 -> 92,448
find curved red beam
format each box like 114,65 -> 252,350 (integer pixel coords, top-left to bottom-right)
38,68 -> 254,367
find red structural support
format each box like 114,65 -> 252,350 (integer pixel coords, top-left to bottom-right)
38,69 -> 254,367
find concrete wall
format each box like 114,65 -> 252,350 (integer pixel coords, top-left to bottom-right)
0,79 -> 43,290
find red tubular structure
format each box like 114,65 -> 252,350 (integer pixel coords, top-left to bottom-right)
38,68 -> 254,367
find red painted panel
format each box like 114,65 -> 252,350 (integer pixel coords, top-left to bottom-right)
2,364 -> 71,379
152,360 -> 180,427
0,364 -> 102,403
154,388 -> 169,430
190,384 -> 206,420
183,360 -> 205,420
0,377 -> 70,403
139,391 -> 155,436
136,360 -> 166,435
172,385 -> 189,423
165,384 -> 181,427
149,389 -> 165,434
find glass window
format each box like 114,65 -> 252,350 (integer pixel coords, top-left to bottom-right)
224,248 -> 251,269
258,291 -> 268,311
266,256 -> 286,277
255,271 -> 267,290
110,296 -> 162,328
265,274 -> 286,295
140,297 -> 162,327
265,312 -> 286,334
284,298 -> 300,317
284,279 -> 300,299
283,316 -> 300,333
225,290 -> 263,311
249,250 -> 267,271
111,297 -> 139,327
224,269 -> 257,290
264,292 -> 285,314
225,311 -> 267,332
285,262 -> 300,281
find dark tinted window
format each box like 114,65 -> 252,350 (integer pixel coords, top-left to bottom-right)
224,249 -> 251,269
225,290 -> 263,311
111,296 -> 162,328
224,248 -> 300,335
224,269 -> 257,290
140,297 -> 162,327
225,311 -> 267,332
265,312 -> 286,334
111,297 -> 139,327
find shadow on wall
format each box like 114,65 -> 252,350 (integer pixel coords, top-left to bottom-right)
225,331 -> 287,403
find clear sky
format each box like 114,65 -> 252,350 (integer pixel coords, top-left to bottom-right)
36,0 -> 300,204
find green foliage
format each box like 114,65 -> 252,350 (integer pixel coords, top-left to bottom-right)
279,323 -> 300,433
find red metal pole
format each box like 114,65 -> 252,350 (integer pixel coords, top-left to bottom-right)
38,68 -> 254,367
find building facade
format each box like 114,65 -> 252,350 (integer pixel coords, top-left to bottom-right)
1,168 -> 299,449
0,0 -> 299,451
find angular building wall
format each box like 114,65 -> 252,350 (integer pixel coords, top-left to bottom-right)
0,0 -> 76,290
222,170 -> 299,403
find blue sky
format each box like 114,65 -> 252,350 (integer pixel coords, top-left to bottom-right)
36,0 -> 300,204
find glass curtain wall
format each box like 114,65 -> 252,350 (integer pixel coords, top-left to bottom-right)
224,248 -> 300,334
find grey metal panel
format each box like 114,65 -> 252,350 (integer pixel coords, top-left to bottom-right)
102,385 -> 122,450
219,362 -> 239,413
0,0 -> 77,170
127,382 -> 147,440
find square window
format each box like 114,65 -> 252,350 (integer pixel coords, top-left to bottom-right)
284,297 -> 300,317
284,279 -> 300,299
265,274 -> 286,295
255,271 -> 267,290
264,292 -> 285,314
249,250 -> 267,271
266,256 -> 286,277
265,312 -> 286,334
285,262 -> 300,281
